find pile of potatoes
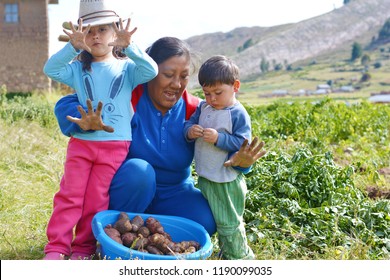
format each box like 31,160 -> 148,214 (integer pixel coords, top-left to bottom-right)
104,212 -> 201,256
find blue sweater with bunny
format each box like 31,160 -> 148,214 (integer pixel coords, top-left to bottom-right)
44,42 -> 157,141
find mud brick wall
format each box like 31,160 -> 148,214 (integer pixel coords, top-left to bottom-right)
0,0 -> 58,93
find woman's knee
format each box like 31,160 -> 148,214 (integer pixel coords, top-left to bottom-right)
109,158 -> 156,212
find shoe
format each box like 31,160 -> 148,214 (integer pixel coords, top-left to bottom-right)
69,252 -> 92,260
43,252 -> 67,260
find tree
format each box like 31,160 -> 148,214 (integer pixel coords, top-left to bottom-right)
238,38 -> 254,53
378,18 -> 390,41
373,62 -> 382,69
361,54 -> 371,67
360,72 -> 371,83
274,63 -> 283,71
351,42 -> 362,62
243,38 -> 254,50
260,58 -> 269,73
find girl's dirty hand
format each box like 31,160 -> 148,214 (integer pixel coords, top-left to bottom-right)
109,18 -> 137,48
63,18 -> 91,53
66,99 -> 114,133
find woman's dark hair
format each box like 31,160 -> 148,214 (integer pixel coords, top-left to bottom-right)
198,55 -> 239,87
146,37 -> 198,73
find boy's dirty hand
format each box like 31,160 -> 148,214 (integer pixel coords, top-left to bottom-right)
202,128 -> 218,144
188,125 -> 204,140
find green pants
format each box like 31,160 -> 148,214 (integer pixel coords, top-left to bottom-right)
198,174 -> 255,260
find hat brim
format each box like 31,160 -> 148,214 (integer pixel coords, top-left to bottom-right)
62,17 -> 128,30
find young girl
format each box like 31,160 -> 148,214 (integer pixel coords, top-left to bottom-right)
42,1 -> 157,260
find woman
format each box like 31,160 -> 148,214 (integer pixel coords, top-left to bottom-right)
54,37 -> 266,236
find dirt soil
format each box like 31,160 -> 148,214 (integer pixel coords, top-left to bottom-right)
366,167 -> 390,200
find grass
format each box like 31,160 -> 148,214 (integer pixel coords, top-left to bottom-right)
0,93 -> 67,260
0,121 -> 64,259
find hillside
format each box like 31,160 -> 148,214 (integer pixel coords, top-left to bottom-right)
185,0 -> 390,81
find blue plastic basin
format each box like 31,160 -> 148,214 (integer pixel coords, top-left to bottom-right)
92,210 -> 213,260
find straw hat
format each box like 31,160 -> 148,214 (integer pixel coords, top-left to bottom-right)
63,0 -> 130,30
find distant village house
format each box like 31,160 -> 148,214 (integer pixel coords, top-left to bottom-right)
0,0 -> 58,93
369,91 -> 390,103
316,84 -> 332,93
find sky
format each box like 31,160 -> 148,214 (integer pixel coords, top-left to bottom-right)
48,0 -> 344,55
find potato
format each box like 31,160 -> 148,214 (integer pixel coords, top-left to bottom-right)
185,246 -> 197,254
188,240 -> 200,250
114,212 -> 132,234
148,233 -> 170,254
121,232 -> 137,248
104,225 -> 122,244
132,236 -> 150,250
138,248 -> 148,253
179,241 -> 190,251
137,226 -> 150,238
146,217 -> 164,234
130,215 -> 144,232
146,245 -> 163,255
148,233 -> 166,245
162,232 -> 172,241
167,241 -> 182,253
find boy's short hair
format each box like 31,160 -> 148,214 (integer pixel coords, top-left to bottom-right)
198,55 -> 239,87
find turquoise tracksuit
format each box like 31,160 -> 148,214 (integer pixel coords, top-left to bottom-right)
44,43 -> 158,257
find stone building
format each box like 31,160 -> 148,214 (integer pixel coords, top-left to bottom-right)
0,0 -> 58,93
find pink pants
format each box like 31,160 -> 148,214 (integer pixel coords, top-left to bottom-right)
44,137 -> 130,256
